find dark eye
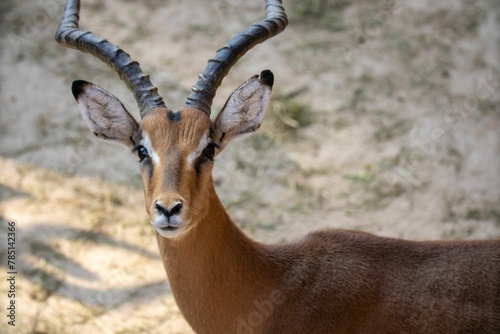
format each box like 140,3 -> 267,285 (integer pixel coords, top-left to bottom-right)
203,143 -> 216,160
135,145 -> 149,162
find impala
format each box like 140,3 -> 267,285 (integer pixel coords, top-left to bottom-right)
56,1 -> 500,333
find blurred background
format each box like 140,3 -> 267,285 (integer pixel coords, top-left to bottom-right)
0,0 -> 499,333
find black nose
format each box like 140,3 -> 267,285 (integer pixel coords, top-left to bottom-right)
155,202 -> 183,217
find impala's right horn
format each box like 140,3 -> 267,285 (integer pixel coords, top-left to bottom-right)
55,0 -> 167,119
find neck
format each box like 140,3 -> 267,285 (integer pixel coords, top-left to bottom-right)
156,185 -> 281,333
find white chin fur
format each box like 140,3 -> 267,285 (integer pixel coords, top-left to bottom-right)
152,218 -> 190,239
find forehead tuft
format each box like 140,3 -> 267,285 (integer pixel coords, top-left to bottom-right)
142,108 -> 209,125
140,108 -> 212,148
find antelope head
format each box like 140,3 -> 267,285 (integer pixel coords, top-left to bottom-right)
56,0 -> 287,239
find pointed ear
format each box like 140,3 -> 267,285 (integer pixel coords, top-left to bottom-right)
213,70 -> 273,151
72,80 -> 140,148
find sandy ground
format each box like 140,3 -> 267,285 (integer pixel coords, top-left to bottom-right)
0,0 -> 499,333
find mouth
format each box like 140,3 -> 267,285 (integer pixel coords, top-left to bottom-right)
159,225 -> 179,232
152,221 -> 185,238
151,215 -> 188,238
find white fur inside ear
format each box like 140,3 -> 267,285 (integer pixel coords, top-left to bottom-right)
75,83 -> 139,147
216,77 -> 272,137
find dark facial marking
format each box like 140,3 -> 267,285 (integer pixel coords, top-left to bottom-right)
194,142 -> 218,176
145,159 -> 154,181
194,157 -> 203,177
168,111 -> 182,122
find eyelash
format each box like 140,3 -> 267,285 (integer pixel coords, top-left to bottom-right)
203,142 -> 219,161
132,145 -> 149,162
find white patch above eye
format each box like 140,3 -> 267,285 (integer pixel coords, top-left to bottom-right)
142,134 -> 160,164
187,132 -> 211,165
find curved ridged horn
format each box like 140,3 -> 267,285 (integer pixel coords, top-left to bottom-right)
185,0 -> 288,116
55,0 -> 166,118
